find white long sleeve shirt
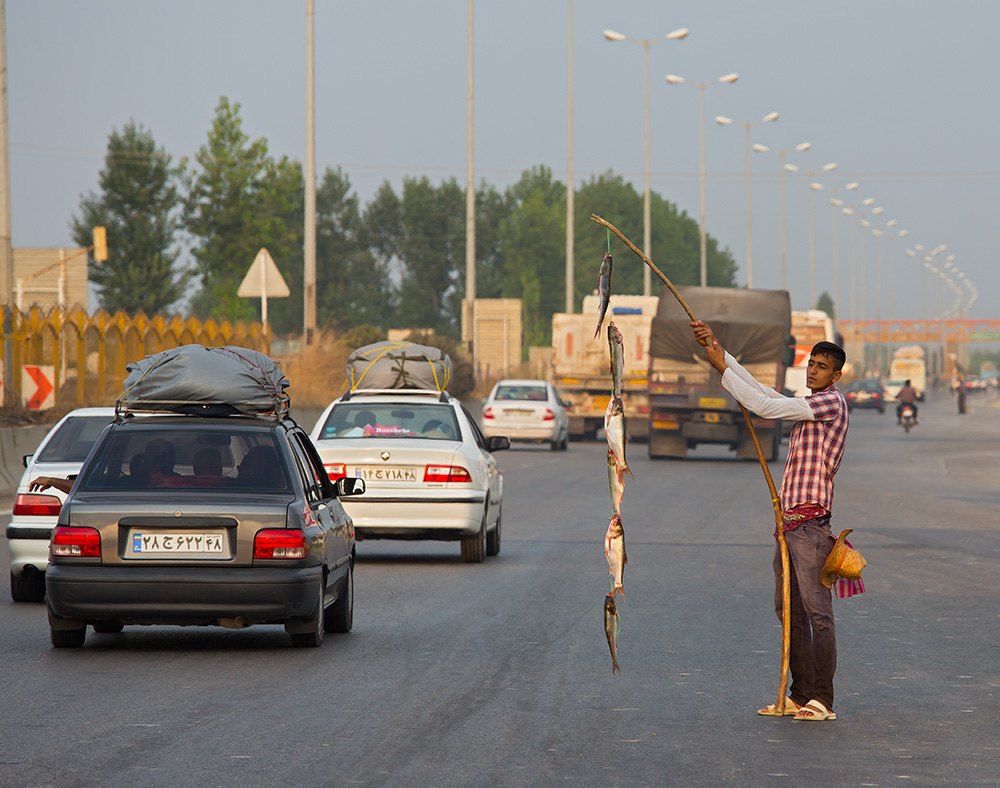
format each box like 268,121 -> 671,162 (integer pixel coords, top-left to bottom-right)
720,352 -> 814,422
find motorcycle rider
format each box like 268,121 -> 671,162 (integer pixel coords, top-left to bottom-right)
896,379 -> 919,425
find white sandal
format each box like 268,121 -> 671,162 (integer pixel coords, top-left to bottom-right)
793,699 -> 836,721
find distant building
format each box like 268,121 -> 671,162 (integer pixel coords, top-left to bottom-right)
7,248 -> 89,311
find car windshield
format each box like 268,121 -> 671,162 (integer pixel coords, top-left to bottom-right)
494,384 -> 548,401
36,416 -> 112,463
319,402 -> 459,440
79,428 -> 290,491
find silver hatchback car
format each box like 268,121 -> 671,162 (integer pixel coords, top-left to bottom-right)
45,412 -> 364,648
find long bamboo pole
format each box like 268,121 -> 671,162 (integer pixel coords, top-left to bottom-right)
590,213 -> 792,713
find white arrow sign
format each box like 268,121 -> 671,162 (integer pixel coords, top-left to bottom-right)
238,248 -> 290,325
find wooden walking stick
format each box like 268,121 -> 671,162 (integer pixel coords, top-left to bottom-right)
590,214 -> 793,714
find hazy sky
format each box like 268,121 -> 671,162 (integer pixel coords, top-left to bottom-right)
7,1 -> 997,322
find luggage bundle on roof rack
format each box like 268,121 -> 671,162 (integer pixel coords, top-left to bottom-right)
118,344 -> 290,418
346,341 -> 452,392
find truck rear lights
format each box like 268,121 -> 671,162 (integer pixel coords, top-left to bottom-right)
482,407 -> 495,420
13,493 -> 63,517
543,409 -> 555,421
424,465 -> 472,483
51,526 -> 101,557
253,530 -> 307,559
324,463 -> 347,481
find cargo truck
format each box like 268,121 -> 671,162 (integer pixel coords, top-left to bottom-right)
884,345 -> 926,402
647,286 -> 791,461
550,294 -> 658,441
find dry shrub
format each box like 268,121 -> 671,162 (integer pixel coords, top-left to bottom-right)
275,331 -> 356,409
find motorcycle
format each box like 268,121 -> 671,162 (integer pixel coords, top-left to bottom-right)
899,404 -> 916,433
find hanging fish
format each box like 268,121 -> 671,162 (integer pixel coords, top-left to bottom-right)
604,514 -> 627,599
604,593 -> 621,674
593,253 -> 613,338
608,321 -> 624,399
605,396 -> 633,479
607,448 -> 625,518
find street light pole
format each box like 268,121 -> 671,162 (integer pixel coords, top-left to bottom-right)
604,27 -> 688,296
754,142 -> 811,289
715,111 -> 778,288
566,0 -> 574,313
666,72 -> 739,287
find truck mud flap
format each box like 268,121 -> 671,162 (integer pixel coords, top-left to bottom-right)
649,430 -> 686,459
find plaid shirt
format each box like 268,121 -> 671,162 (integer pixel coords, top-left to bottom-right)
781,387 -> 849,513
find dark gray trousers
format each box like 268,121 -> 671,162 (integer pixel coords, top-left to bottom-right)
773,519 -> 837,710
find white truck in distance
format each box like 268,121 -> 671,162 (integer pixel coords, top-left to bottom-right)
884,345 -> 927,402
550,294 -> 658,441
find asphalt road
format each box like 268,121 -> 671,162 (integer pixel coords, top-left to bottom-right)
1,391 -> 998,787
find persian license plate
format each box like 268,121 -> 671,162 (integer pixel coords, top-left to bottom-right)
504,409 -> 534,419
127,530 -> 226,558
698,397 -> 727,409
357,466 -> 418,482
704,412 -> 721,423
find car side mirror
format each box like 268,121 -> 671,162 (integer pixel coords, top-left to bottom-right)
486,436 -> 510,452
563,400 -> 572,408
334,477 -> 366,497
22,454 -> 32,468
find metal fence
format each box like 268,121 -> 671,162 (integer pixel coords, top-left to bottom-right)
1,306 -> 269,410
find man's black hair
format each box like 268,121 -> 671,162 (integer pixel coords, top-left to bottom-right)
810,341 -> 846,372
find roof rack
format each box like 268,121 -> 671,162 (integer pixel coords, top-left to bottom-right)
343,388 -> 451,401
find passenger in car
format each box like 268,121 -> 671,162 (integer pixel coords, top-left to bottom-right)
235,445 -> 284,487
191,447 -> 224,486
145,438 -> 183,486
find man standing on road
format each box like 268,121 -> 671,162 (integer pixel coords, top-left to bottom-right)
691,320 -> 849,722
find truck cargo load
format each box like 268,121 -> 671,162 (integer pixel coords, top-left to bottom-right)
346,341 -> 452,392
648,286 -> 791,460
551,294 -> 659,441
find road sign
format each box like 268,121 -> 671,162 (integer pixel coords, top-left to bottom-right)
23,365 -> 55,410
238,248 -> 289,325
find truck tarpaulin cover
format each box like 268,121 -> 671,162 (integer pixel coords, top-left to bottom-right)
347,341 -> 452,391
650,286 -> 792,365
120,345 -> 290,416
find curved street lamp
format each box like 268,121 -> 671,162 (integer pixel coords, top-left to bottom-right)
665,71 -> 740,286
604,26 -> 689,296
715,111 -> 779,288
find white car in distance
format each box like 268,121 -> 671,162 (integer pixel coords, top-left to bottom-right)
7,407 -> 116,602
480,379 -> 570,451
309,389 -> 508,562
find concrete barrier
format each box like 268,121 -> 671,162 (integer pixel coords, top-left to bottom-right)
0,424 -> 52,496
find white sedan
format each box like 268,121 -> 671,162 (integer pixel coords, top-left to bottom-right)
480,379 -> 570,451
7,407 -> 116,602
310,389 -> 508,562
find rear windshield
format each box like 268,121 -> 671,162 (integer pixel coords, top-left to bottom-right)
79,428 -> 291,492
37,416 -> 113,463
494,384 -> 547,401
319,402 -> 459,440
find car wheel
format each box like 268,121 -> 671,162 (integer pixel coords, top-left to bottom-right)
559,431 -> 569,451
92,621 -> 124,634
325,560 -> 353,634
486,506 -> 501,557
461,511 -> 487,563
289,579 -> 325,648
10,570 -> 45,603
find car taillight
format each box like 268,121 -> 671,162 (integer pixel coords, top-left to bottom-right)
482,407 -> 494,420
424,465 -> 473,483
325,463 -> 347,481
13,493 -> 62,517
51,526 -> 101,558
543,409 -> 555,421
253,530 -> 307,559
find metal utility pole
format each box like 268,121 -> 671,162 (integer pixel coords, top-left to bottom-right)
565,0 -> 574,313
0,0 -> 12,308
303,0 -> 317,343
464,0 -> 476,356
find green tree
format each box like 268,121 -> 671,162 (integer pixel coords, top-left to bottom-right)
816,291 -> 835,318
71,121 -> 186,314
315,167 -> 395,330
364,176 -> 465,335
183,97 -> 302,323
497,166 -> 566,348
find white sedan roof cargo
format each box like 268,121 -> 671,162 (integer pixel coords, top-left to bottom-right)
346,341 -> 451,392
